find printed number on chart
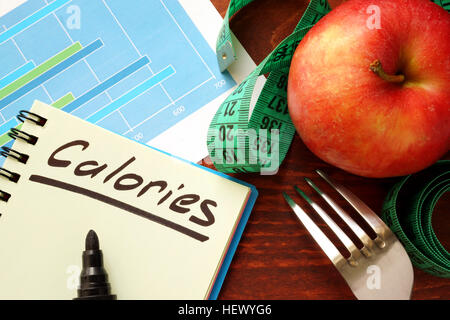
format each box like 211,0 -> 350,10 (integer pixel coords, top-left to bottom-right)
134,132 -> 144,141
214,80 -> 226,89
173,105 -> 185,116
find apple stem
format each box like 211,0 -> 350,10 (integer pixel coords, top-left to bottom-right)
370,60 -> 405,83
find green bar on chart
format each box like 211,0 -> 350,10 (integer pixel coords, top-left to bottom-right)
0,42 -> 82,99
0,123 -> 22,146
52,92 -> 75,109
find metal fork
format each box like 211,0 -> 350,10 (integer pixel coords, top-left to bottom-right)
283,170 -> 413,300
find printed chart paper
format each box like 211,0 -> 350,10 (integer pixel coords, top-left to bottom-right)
0,0 -> 256,164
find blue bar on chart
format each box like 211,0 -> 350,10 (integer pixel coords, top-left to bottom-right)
0,39 -> 103,108
0,61 -> 35,89
87,65 -> 176,124
0,117 -> 18,136
62,55 -> 151,113
0,0 -> 71,44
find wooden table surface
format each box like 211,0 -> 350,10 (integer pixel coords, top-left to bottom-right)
208,0 -> 450,299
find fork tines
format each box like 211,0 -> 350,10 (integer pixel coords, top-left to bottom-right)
283,170 -> 414,300
283,170 -> 389,267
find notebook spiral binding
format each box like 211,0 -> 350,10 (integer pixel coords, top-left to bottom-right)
0,110 -> 47,204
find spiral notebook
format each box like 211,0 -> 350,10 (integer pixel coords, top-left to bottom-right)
0,100 -> 257,300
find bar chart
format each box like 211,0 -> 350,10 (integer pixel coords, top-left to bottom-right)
0,0 -> 235,162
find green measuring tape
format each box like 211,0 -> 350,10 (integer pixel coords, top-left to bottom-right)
433,0 -> 450,11
208,0 -> 331,173
208,0 -> 449,174
382,160 -> 450,278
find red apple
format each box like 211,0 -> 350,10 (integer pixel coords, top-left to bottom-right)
287,0 -> 450,178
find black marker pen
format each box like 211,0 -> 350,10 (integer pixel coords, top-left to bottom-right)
74,230 -> 116,300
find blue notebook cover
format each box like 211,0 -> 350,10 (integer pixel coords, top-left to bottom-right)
208,177 -> 257,300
